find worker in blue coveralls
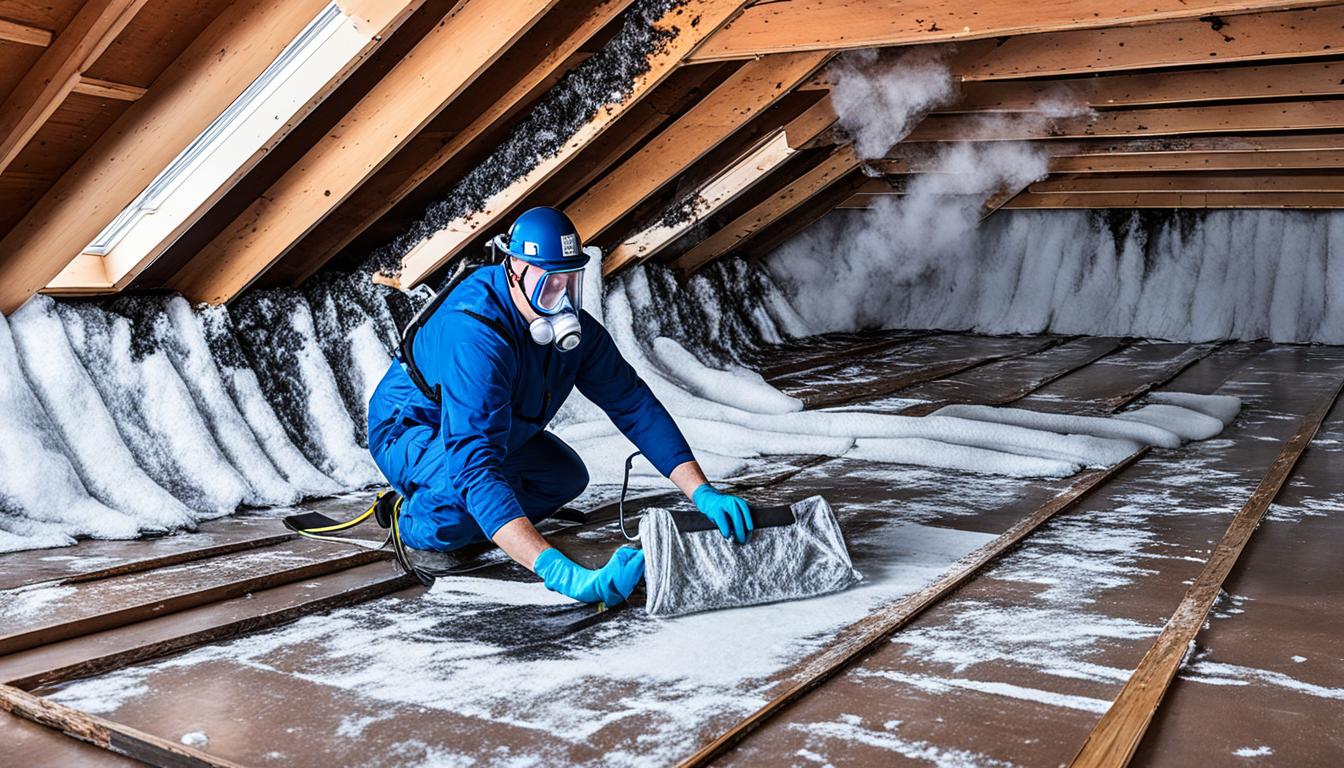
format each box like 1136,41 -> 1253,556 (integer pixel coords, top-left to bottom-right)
367,206 -> 753,606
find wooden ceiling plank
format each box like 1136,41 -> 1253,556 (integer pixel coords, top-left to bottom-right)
567,49 -> 829,244
0,17 -> 53,46
167,0 -> 561,304
687,0 -> 1327,62
1031,172 -> 1344,194
70,75 -> 145,101
961,6 -> 1344,81
903,100 -> 1344,142
1003,190 -> 1344,208
672,144 -> 860,275
1048,149 -> 1344,173
0,0 -> 150,177
395,0 -> 751,290
281,0 -> 637,288
948,60 -> 1344,113
0,0 -> 332,314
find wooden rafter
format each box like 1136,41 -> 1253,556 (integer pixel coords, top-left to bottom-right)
881,134 -> 1344,174
904,100 -> 1344,142
1031,172 -> 1344,194
0,0 -> 150,177
69,76 -> 146,102
1003,191 -> 1344,208
567,50 -> 829,243
276,0 -> 638,288
167,0 -> 560,304
1049,149 -> 1344,174
946,61 -> 1344,113
395,0 -> 751,290
685,0 -> 1326,62
599,91 -> 841,275
960,6 -> 1344,81
0,0 -> 333,315
0,17 -> 53,47
672,144 -> 860,275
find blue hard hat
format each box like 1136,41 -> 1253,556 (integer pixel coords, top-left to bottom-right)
495,207 -> 587,270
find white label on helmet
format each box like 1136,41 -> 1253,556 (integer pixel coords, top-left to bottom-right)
561,233 -> 578,257
524,241 -> 539,256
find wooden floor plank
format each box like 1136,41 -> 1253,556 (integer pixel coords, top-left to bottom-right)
679,450 -> 1149,767
1067,375 -> 1344,768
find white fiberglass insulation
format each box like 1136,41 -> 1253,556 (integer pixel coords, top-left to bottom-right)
553,265 -> 1236,490
766,207 -> 1344,345
8,298 -> 195,533
54,301 -> 251,516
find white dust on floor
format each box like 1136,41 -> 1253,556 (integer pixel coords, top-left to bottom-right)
46,520 -> 994,767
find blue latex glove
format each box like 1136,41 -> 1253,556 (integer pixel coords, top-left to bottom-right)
533,546 -> 644,605
692,484 -> 753,544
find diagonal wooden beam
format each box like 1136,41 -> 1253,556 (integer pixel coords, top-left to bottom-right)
686,0 -> 1327,62
566,50 -> 829,244
1003,190 -> 1344,208
946,60 -> 1344,113
0,18 -> 53,47
167,0 -> 561,304
672,144 -> 860,275
1031,172 -> 1344,194
601,91 -> 840,275
395,0 -> 751,290
960,6 -> 1344,81
904,100 -> 1344,142
0,0 -> 334,315
278,0 -> 637,288
0,0 -> 149,177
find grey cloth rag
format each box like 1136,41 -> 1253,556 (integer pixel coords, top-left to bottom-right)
641,495 -> 862,618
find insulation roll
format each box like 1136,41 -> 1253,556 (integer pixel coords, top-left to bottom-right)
641,495 -> 861,618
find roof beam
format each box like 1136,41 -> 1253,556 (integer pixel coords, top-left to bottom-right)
1031,172 -> 1344,194
960,6 -> 1344,81
1003,191 -> 1344,208
0,0 -> 332,315
167,0 -> 560,304
904,100 -> 1344,142
945,60 -> 1344,113
600,95 -> 839,276
277,0 -> 637,287
0,0 -> 150,177
1048,149 -> 1344,173
686,0 -> 1325,62
42,0 -> 429,296
0,18 -> 53,47
567,50 -> 829,243
395,0 -> 751,290
70,76 -> 146,101
882,134 -> 1344,173
671,144 -> 860,275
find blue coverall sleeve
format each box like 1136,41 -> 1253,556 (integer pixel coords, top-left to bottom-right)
575,313 -> 695,476
417,317 -> 527,539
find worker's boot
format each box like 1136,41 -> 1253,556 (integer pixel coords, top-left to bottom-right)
372,490 -> 402,529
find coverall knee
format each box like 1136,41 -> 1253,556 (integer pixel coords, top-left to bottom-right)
376,426 -> 589,551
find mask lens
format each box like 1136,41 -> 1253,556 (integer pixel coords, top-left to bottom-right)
532,269 -> 583,314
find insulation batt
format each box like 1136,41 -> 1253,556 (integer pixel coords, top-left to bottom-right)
641,495 -> 861,617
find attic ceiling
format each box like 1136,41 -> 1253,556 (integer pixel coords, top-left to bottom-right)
1,0 -> 1342,313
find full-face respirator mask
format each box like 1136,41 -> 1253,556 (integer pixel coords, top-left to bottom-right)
491,207 -> 591,352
